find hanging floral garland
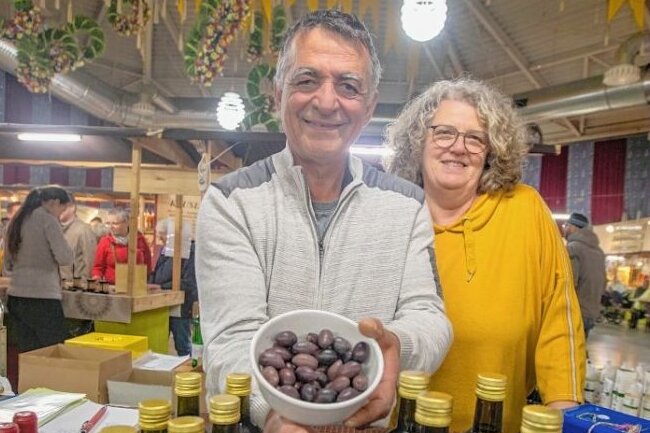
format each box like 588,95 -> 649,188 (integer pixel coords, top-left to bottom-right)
242,63 -> 279,132
1,0 -> 44,41
270,4 -> 286,55
15,33 -> 52,93
246,10 -> 263,62
184,0 -> 251,86
107,0 -> 151,37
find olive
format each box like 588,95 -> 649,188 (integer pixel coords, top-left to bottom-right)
262,366 -> 280,386
278,385 -> 300,399
317,349 -> 338,366
316,371 -> 329,386
274,331 -> 298,347
306,332 -> 319,345
341,350 -> 353,363
351,342 -> 370,363
314,388 -> 337,403
339,361 -> 362,378
279,367 -> 296,386
292,353 -> 319,369
292,341 -> 319,355
259,350 -> 285,369
318,329 -> 334,349
295,366 -> 318,382
285,361 -> 295,370
332,336 -> 351,354
271,346 -> 293,361
300,383 -> 317,402
327,359 -> 343,381
352,373 -> 368,391
336,387 -> 360,402
325,375 -> 350,393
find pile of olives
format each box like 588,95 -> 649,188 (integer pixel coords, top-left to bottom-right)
259,329 -> 371,404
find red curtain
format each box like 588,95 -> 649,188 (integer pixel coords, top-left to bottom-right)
539,147 -> 568,213
591,139 -> 626,225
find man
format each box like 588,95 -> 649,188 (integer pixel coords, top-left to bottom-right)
59,194 -> 97,283
563,212 -> 606,338
196,10 -> 451,433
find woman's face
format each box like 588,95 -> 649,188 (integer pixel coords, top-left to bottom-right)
106,214 -> 128,236
421,99 -> 489,197
43,199 -> 67,218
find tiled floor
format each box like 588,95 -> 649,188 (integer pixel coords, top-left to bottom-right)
587,321 -> 650,369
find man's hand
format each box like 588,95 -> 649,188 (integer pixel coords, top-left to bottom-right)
345,317 -> 400,428
264,410 -> 316,433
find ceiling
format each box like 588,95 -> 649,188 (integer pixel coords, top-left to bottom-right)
0,0 -> 649,168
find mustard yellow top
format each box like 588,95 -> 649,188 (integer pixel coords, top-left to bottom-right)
428,184 -> 585,433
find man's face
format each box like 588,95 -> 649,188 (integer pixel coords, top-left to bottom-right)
276,28 -> 378,167
59,203 -> 75,224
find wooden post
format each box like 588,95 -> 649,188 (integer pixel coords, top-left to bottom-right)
171,194 -> 182,292
128,141 -> 142,296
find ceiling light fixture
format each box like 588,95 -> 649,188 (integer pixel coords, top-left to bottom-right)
349,146 -> 393,157
17,133 -> 82,142
216,92 -> 246,131
603,63 -> 641,86
401,0 -> 448,42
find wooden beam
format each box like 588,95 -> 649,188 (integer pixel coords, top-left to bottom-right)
209,139 -> 242,169
128,142 -> 142,296
132,137 -> 195,168
114,166 -> 227,195
172,194 -> 182,293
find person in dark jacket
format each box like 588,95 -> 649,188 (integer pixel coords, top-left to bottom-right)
149,219 -> 197,357
563,212 -> 607,338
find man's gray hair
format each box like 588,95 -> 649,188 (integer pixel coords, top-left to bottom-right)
108,207 -> 130,223
274,9 -> 382,92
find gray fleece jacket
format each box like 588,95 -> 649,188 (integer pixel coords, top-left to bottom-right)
566,227 -> 606,321
196,146 -> 452,427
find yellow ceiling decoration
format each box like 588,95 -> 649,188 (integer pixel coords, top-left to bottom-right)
607,0 -> 645,30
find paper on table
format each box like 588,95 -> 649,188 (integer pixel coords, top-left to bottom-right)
41,400 -> 139,433
0,388 -> 86,425
133,351 -> 189,371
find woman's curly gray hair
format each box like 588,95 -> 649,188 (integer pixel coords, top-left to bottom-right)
384,78 -> 528,194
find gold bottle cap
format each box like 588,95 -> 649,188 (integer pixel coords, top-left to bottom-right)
175,372 -> 202,397
168,416 -> 205,433
415,391 -> 453,428
475,372 -> 507,402
209,394 -> 241,425
138,399 -> 171,429
521,405 -> 563,433
99,427 -> 138,433
226,372 -> 252,396
398,371 -> 431,399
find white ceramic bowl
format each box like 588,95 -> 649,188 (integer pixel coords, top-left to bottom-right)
250,309 -> 384,426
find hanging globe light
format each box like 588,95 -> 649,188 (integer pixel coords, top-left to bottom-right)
216,92 -> 246,130
401,0 -> 448,42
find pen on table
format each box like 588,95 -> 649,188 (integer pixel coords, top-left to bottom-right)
80,405 -> 108,433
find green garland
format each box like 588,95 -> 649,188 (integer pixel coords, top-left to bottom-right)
0,0 -> 44,41
270,4 -> 286,55
184,0 -> 251,86
242,63 -> 279,132
246,10 -> 263,62
107,0 -> 151,37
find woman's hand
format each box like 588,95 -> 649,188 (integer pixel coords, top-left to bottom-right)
264,410 -> 316,433
345,317 -> 401,428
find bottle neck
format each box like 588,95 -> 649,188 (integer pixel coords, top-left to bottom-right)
418,425 -> 449,433
472,397 -> 503,433
211,424 -> 238,433
394,397 -> 417,433
140,429 -> 167,433
176,395 -> 200,417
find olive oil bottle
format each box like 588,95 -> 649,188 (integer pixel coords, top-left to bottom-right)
175,372 -> 202,417
389,371 -> 432,433
226,373 -> 260,433
138,399 -> 172,433
168,417 -> 204,433
471,373 -> 507,433
520,405 -> 563,433
210,394 -> 241,433
414,391 -> 453,433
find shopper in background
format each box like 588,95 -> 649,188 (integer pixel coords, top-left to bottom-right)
385,77 -> 585,433
89,216 -> 108,241
60,193 -> 98,282
196,9 -> 451,433
149,218 -> 197,357
92,208 -> 152,283
4,186 -> 73,352
562,212 -> 607,338
1,201 -> 22,276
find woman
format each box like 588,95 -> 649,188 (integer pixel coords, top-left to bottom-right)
92,208 -> 152,284
4,186 -> 73,352
385,78 -> 585,433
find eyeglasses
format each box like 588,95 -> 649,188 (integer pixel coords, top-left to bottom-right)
428,124 -> 489,154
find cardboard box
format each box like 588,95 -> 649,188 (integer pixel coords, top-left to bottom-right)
115,263 -> 148,296
65,332 -> 148,359
107,363 -> 206,414
19,344 -> 132,403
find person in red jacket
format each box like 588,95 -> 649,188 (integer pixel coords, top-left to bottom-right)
92,208 -> 152,283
